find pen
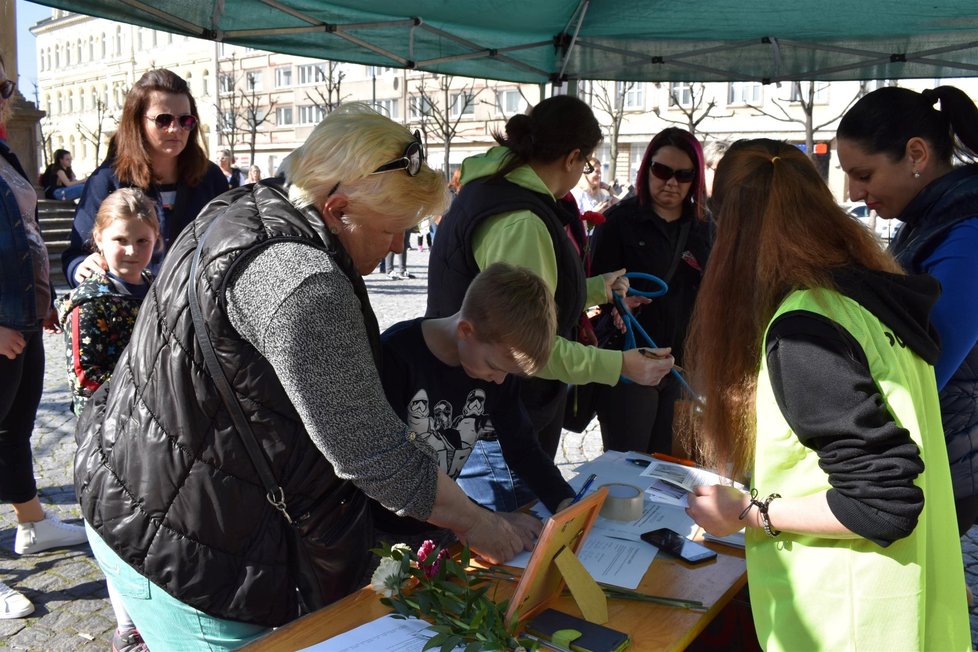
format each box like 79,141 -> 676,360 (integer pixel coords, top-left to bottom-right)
652,452 -> 696,467
570,473 -> 597,504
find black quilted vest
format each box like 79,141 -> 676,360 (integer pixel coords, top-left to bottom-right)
75,181 -> 376,626
426,175 -> 586,338
890,164 -> 978,498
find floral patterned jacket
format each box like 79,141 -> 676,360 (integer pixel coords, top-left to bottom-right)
56,271 -> 152,415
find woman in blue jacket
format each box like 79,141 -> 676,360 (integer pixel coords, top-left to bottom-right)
838,86 -> 978,536
62,68 -> 227,287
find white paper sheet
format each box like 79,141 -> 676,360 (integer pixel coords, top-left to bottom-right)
503,531 -> 657,589
640,459 -> 745,493
299,614 -> 451,652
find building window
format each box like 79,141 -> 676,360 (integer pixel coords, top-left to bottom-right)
298,104 -> 325,125
245,71 -> 263,92
728,81 -> 762,105
297,63 -> 326,85
219,111 -> 236,132
274,66 -> 292,88
450,92 -> 475,117
366,65 -> 393,79
617,82 -> 645,110
668,82 -> 694,108
219,73 -> 235,95
495,89 -> 526,115
371,98 -> 399,119
789,82 -> 829,103
76,40 -> 82,65
409,96 -> 435,119
276,106 -> 294,126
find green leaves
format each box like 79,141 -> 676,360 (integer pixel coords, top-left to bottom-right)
372,542 -> 539,651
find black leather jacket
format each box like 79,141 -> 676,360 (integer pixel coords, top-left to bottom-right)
74,181 -> 374,626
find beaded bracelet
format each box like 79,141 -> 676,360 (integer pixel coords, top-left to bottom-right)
738,488 -> 782,537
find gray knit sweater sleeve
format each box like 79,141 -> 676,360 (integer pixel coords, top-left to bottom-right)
225,241 -> 437,519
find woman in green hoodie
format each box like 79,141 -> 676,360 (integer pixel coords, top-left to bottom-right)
426,95 -> 673,509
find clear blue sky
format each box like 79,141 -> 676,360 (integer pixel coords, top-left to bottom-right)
15,0 -> 53,97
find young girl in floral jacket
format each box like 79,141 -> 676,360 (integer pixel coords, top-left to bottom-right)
57,188 -> 159,415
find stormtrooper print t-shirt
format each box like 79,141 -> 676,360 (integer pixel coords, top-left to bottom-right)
376,318 -> 572,533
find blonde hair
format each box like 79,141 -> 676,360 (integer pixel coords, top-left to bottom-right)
92,188 -> 160,251
284,103 -> 447,229
460,263 -> 556,375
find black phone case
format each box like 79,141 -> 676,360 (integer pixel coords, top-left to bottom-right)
525,608 -> 630,652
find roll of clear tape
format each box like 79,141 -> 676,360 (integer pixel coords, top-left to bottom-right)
598,483 -> 644,521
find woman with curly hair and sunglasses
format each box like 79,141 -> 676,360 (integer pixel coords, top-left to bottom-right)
587,128 -> 712,455
61,68 -> 227,288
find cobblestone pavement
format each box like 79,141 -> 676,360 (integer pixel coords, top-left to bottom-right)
2,247 -> 977,649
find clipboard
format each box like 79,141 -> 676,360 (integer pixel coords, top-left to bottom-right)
505,487 -> 608,626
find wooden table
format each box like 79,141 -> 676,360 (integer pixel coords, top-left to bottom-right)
245,540 -> 746,652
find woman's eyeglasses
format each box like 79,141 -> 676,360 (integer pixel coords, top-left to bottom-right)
0,80 -> 16,100
371,131 -> 425,177
650,161 -> 696,183
144,113 -> 198,131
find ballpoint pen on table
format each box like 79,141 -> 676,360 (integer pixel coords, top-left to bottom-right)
570,473 -> 597,504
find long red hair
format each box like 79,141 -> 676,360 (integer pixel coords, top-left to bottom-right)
682,139 -> 902,477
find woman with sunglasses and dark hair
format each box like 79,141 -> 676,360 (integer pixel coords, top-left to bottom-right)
588,127 -> 711,455
61,68 -> 227,288
75,104 -> 541,649
427,95 -> 673,511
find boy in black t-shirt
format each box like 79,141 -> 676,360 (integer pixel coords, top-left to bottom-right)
376,262 -> 575,544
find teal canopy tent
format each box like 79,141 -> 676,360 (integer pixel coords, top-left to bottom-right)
29,0 -> 978,83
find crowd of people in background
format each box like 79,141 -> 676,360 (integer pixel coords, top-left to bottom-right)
2,58 -> 978,650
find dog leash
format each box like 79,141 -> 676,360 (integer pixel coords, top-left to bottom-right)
612,272 -> 700,402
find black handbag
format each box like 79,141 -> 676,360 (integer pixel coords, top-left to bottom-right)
187,226 -> 326,616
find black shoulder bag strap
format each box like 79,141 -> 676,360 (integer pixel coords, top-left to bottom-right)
187,222 -> 324,614
187,225 -> 291,523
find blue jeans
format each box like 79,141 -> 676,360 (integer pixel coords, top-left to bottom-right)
456,440 -> 537,512
53,184 -> 84,201
85,523 -> 269,650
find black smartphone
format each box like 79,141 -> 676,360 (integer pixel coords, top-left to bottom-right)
641,528 -> 717,564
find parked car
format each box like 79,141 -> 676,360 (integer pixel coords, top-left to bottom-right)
841,201 -> 897,242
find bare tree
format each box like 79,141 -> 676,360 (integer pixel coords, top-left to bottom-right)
241,71 -> 277,165
215,53 -> 244,156
76,97 -> 112,165
304,61 -> 348,115
746,81 -> 864,160
412,74 -> 482,177
33,84 -> 52,168
653,82 -> 725,140
586,80 -> 640,181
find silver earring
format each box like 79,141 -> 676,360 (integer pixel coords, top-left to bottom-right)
913,170 -> 921,179
329,226 -> 339,234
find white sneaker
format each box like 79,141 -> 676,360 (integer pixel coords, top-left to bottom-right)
15,514 -> 88,555
387,270 -> 403,280
0,582 -> 34,619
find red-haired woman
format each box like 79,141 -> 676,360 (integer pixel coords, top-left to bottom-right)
588,128 -> 711,454
684,139 -> 969,650
61,69 -> 227,287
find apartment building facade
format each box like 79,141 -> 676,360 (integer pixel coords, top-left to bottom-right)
31,10 -> 978,200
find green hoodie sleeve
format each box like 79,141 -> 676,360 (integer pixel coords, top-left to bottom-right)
472,212 -> 623,386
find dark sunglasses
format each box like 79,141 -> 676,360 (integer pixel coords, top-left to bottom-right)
0,80 -> 15,100
145,113 -> 198,131
372,131 -> 425,177
583,159 -> 595,175
650,161 -> 696,183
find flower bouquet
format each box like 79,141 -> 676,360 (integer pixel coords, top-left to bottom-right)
370,541 -> 539,651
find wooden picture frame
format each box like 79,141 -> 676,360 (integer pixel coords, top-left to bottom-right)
505,487 -> 608,625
